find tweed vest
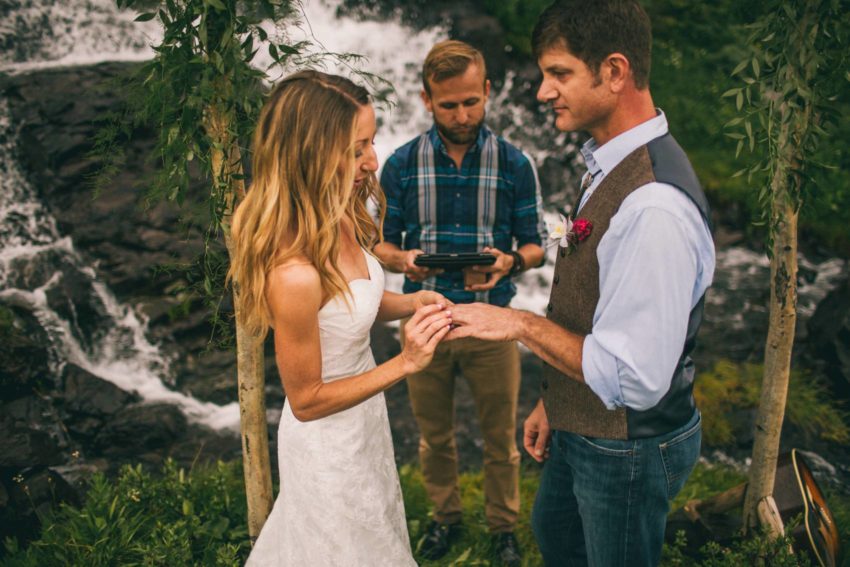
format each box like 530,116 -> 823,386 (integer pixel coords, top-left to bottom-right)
542,133 -> 711,439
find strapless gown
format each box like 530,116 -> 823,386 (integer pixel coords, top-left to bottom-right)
246,252 -> 416,566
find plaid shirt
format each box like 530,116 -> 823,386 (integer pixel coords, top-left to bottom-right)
381,125 -> 546,306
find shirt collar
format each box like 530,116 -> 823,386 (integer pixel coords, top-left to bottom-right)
580,109 -> 669,177
428,124 -> 491,156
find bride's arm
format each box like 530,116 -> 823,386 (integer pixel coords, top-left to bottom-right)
268,265 -> 452,422
376,290 -> 450,322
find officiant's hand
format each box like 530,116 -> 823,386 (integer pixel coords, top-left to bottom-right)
400,304 -> 452,374
403,249 -> 443,283
524,399 -> 551,463
464,246 -> 511,291
446,303 -> 520,343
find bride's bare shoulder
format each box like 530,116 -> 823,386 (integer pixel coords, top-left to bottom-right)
267,257 -> 321,309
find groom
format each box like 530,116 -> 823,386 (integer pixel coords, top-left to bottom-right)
449,1 -> 715,565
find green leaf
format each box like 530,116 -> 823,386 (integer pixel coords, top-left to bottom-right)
134,12 -> 157,22
752,57 -> 760,79
206,0 -> 226,11
736,90 -> 744,111
721,88 -> 740,98
731,60 -> 748,76
269,44 -> 278,61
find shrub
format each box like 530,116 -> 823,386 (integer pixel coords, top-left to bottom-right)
695,360 -> 850,447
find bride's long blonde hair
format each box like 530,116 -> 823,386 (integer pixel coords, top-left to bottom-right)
229,70 -> 385,338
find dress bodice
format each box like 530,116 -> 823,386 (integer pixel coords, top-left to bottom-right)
318,250 -> 384,383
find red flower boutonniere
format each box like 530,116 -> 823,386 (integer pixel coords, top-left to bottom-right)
547,215 -> 594,255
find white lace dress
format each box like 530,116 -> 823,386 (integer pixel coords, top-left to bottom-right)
246,252 -> 416,566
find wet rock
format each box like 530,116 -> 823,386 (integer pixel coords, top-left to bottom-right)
806,276 -> 850,399
0,303 -> 53,399
0,417 -> 64,468
94,403 -> 187,457
62,363 -> 137,417
43,268 -> 113,355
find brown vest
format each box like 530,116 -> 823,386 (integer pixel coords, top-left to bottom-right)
542,135 -> 709,440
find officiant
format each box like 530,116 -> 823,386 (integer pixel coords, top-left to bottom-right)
373,40 -> 546,566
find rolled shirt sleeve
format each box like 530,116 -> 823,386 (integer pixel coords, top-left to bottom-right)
581,183 -> 714,411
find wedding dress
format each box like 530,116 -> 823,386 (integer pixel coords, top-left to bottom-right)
246,251 -> 416,566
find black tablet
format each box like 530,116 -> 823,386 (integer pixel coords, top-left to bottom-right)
414,253 -> 497,270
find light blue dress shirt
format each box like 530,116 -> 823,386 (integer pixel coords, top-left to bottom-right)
577,111 -> 716,412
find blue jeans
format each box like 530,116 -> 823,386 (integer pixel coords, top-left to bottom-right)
531,410 -> 701,567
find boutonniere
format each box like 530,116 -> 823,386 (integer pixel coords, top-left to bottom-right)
547,215 -> 593,254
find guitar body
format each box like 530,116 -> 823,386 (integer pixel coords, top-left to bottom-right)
772,449 -> 841,567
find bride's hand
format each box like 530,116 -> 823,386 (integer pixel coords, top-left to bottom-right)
412,290 -> 453,311
400,303 -> 452,374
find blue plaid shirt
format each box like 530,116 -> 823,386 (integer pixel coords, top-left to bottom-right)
381,125 -> 546,306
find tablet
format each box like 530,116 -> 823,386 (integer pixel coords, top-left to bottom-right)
414,253 -> 497,270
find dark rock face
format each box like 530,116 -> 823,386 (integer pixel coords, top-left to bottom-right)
0,419 -> 63,469
62,363 -> 137,417
0,304 -> 53,399
95,403 -> 187,456
806,277 -> 850,399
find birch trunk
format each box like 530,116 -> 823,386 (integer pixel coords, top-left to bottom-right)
206,103 -> 274,540
741,100 -> 801,535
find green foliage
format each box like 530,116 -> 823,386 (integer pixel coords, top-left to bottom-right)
694,359 -> 850,447
477,0 -> 550,56
5,460 -> 847,566
723,0 -> 850,251
1,460 -> 249,566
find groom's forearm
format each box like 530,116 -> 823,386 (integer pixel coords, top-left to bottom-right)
514,310 -> 586,384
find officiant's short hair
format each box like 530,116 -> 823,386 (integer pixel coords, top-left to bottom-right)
532,0 -> 652,89
422,40 -> 487,95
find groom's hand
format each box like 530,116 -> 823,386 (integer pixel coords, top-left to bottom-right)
523,399 -> 551,462
446,303 -> 520,342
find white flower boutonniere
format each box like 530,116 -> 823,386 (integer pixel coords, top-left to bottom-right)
547,214 -> 573,248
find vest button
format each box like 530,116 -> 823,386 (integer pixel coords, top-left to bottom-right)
546,303 -> 553,313
553,274 -> 560,285
560,248 -> 566,258
542,379 -> 549,390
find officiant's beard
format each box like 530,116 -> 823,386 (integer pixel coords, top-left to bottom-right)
435,115 -> 485,146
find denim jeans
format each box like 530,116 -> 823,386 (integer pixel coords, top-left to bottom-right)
531,410 -> 701,567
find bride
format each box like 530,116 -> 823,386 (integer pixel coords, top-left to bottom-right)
229,70 -> 451,566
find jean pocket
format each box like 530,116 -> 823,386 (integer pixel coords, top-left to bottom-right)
659,414 -> 702,498
577,435 -> 634,457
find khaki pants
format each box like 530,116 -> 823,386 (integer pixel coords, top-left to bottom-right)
401,323 -> 521,532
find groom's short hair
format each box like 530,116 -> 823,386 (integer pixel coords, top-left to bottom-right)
532,0 -> 652,89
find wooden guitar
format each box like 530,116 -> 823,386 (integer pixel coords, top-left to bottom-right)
772,449 -> 841,567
